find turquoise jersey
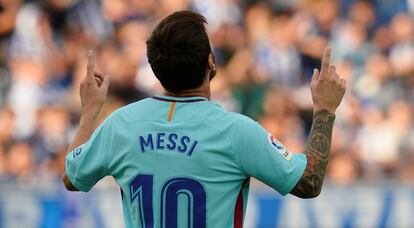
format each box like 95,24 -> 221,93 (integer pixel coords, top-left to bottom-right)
66,95 -> 307,228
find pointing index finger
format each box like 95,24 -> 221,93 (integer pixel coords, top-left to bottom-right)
87,50 -> 95,78
320,47 -> 331,77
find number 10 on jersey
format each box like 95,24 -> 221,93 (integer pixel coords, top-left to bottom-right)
130,174 -> 207,228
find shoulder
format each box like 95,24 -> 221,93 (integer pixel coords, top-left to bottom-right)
205,103 -> 262,134
110,98 -> 153,117
98,98 -> 153,128
116,98 -> 154,114
201,102 -> 245,123
225,110 -> 261,130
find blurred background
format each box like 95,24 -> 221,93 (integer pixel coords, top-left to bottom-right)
1,0 -> 414,227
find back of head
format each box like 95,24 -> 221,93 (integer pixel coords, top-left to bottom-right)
146,11 -> 211,92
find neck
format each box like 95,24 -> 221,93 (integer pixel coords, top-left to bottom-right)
164,89 -> 210,100
163,80 -> 210,100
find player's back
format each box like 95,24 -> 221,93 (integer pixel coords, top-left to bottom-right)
110,95 -> 249,228
66,95 -> 306,228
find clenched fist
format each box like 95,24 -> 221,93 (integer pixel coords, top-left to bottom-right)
80,50 -> 110,118
310,47 -> 346,114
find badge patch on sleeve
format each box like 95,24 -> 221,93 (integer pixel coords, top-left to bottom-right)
268,133 -> 292,160
72,147 -> 82,159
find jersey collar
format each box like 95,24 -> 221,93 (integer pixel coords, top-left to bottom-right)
152,95 -> 208,103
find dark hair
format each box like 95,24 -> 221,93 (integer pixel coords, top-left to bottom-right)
146,11 -> 211,92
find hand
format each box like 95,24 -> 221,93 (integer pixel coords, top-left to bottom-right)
80,50 -> 110,118
310,47 -> 346,114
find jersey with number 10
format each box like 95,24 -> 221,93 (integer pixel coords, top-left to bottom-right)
65,95 -> 307,228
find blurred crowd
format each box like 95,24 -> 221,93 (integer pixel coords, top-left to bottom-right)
0,0 -> 414,187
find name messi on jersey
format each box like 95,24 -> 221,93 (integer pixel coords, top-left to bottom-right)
138,133 -> 198,156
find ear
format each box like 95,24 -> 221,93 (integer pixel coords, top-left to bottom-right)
208,53 -> 216,80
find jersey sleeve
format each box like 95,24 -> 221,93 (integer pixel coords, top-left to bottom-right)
231,115 -> 307,195
65,115 -> 115,192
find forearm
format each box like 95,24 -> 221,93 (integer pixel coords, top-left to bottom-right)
68,112 -> 99,152
290,109 -> 335,198
64,112 -> 99,191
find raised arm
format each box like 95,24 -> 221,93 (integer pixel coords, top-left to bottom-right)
290,47 -> 346,198
63,50 -> 110,191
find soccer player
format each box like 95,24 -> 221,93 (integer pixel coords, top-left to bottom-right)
63,11 -> 346,228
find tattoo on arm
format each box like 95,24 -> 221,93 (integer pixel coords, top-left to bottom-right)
290,110 -> 335,198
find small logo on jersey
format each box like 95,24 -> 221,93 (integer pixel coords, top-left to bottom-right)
73,147 -> 82,159
268,133 -> 292,160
